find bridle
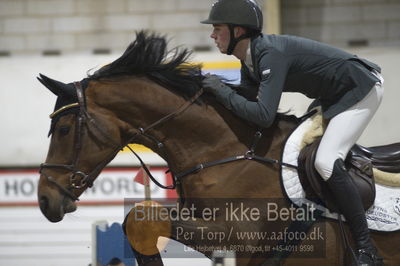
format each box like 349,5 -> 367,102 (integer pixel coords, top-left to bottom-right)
39,81 -> 203,201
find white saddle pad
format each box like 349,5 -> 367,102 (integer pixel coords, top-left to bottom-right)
281,113 -> 400,232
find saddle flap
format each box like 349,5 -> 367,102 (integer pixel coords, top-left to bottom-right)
349,155 -> 373,176
298,138 -> 376,212
298,139 -> 337,211
347,156 -> 376,208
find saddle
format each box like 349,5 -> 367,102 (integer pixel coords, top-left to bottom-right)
297,138 -> 376,212
352,143 -> 400,173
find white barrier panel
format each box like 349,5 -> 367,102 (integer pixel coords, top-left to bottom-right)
0,167 -> 176,206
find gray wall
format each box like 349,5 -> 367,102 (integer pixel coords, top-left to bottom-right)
1,0 -> 400,55
282,0 -> 400,47
0,0 -> 214,54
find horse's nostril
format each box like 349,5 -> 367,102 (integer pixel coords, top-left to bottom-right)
39,195 -> 49,214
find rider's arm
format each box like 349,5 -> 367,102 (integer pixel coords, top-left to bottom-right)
213,48 -> 289,128
235,65 -> 259,101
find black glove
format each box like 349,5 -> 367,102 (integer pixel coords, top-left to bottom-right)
202,73 -> 229,95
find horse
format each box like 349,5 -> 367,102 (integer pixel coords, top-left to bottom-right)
37,31 -> 400,266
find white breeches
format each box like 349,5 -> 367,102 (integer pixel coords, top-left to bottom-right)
315,72 -> 384,180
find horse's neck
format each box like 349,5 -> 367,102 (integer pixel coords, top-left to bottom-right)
90,78 -> 296,174
88,78 -> 229,168
159,103 -> 249,171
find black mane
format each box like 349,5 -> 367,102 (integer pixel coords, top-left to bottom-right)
88,31 -> 203,99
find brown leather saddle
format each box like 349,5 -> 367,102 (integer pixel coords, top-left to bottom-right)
352,143 -> 400,173
297,138 -> 376,212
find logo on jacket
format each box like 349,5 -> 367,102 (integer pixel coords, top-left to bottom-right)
262,69 -> 271,76
261,68 -> 271,80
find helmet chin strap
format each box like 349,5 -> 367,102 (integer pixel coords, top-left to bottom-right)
226,24 -> 250,55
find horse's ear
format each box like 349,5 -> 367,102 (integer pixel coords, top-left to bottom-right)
37,73 -> 76,98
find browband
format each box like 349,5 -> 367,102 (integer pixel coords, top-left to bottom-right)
49,103 -> 79,119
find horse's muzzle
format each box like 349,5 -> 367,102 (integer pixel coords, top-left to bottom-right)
38,193 -> 77,223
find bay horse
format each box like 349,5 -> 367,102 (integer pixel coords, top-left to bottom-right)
37,31 -> 400,266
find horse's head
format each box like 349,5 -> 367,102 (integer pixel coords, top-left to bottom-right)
36,31 -> 245,222
37,74 -> 127,222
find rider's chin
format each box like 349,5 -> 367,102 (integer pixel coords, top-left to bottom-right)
219,45 -> 227,54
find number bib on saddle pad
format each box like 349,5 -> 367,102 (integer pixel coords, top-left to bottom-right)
280,111 -> 400,232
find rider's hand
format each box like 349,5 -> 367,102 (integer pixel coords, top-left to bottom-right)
202,73 -> 229,94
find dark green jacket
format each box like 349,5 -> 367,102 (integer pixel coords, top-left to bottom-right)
214,34 -> 381,127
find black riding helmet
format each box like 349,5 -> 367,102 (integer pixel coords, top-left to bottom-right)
201,0 -> 263,55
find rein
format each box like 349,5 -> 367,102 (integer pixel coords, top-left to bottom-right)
40,80 -> 297,201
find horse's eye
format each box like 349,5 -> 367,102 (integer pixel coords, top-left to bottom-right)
58,126 -> 70,136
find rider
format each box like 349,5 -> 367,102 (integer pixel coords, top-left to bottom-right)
201,0 -> 384,265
